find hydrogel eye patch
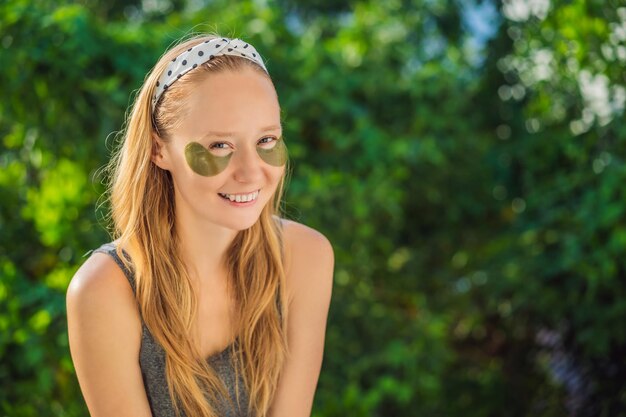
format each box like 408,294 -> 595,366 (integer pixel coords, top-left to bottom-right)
258,137 -> 288,167
184,137 -> 288,177
184,142 -> 233,176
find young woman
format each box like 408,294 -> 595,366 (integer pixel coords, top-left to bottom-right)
66,34 -> 334,417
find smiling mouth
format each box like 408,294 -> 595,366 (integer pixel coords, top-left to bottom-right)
218,189 -> 260,203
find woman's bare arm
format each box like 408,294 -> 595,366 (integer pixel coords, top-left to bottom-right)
269,220 -> 335,417
66,253 -> 153,417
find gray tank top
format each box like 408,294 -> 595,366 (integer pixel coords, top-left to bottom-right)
92,242 -> 252,417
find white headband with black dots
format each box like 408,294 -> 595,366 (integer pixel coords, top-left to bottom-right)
151,37 -> 268,113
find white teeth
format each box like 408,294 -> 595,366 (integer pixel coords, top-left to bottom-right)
220,190 -> 259,203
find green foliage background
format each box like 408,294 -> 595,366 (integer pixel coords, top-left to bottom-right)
1,0 -> 625,415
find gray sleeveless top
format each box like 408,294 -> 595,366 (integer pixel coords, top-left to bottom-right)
92,242 -> 252,417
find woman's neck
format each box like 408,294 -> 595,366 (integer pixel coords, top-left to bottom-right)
174,199 -> 238,286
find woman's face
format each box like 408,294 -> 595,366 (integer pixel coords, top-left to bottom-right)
154,67 -> 285,231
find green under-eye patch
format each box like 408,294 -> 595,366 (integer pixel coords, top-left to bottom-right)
184,142 -> 233,176
257,136 -> 288,166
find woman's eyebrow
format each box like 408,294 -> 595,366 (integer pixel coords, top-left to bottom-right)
202,125 -> 282,138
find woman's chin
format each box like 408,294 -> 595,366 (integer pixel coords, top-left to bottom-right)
220,215 -> 261,232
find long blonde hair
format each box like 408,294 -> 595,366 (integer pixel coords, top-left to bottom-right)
104,34 -> 290,417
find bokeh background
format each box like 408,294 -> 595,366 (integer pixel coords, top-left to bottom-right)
1,0 -> 625,415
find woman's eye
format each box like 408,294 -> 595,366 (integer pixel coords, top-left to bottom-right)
206,142 -> 233,156
209,142 -> 230,150
259,136 -> 277,147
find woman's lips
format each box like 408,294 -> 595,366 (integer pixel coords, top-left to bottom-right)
217,189 -> 260,206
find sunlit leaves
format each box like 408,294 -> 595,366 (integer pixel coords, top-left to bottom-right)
22,159 -> 90,247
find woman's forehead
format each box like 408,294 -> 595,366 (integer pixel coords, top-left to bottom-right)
175,69 -> 287,176
180,70 -> 280,138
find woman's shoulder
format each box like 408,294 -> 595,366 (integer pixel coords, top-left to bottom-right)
276,218 -> 334,300
277,218 -> 333,257
68,242 -> 132,293
66,243 -> 141,329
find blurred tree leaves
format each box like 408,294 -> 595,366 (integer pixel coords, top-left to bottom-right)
1,0 -> 625,416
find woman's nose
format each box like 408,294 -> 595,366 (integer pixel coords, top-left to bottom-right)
231,146 -> 264,184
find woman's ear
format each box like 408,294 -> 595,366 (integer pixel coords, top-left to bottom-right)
151,132 -> 171,171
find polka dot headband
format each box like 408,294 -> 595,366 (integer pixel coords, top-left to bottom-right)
151,37 -> 268,113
